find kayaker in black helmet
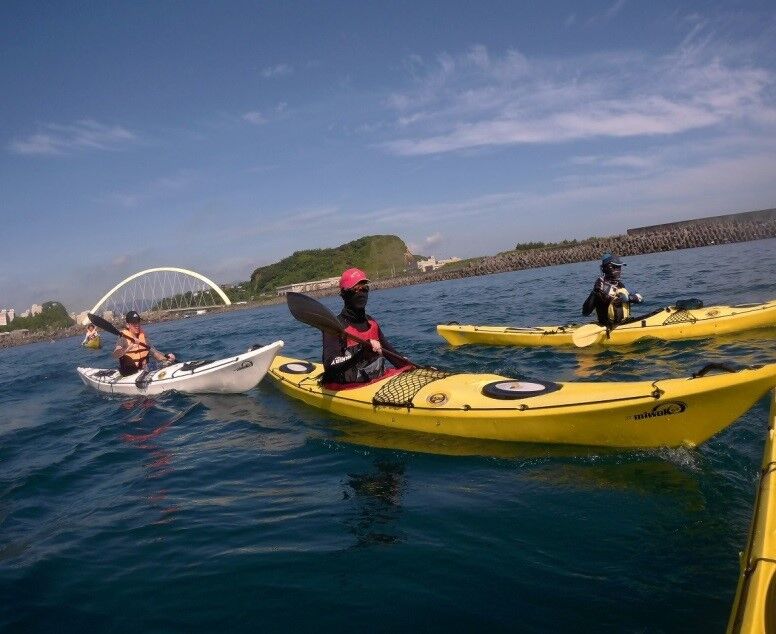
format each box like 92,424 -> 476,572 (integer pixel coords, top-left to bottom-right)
113,310 -> 176,376
582,253 -> 643,327
322,268 -> 411,384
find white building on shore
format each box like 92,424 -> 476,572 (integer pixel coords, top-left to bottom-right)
416,256 -> 461,272
275,276 -> 340,296
0,308 -> 15,326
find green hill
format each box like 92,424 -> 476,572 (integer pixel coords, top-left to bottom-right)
249,235 -> 415,294
0,301 -> 74,333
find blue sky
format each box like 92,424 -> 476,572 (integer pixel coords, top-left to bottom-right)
2,1 -> 775,311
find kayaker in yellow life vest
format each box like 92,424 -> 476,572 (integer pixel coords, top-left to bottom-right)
82,323 -> 99,345
322,268 -> 411,385
582,253 -> 643,327
112,311 -> 176,376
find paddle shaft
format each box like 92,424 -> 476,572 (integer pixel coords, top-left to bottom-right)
337,326 -> 413,367
87,312 -> 152,351
285,292 -> 414,367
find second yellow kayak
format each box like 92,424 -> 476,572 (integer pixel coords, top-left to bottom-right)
437,299 -> 776,347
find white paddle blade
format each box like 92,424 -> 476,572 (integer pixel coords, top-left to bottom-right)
572,324 -> 606,348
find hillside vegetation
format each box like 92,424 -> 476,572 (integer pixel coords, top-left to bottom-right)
248,235 -> 415,295
0,301 -> 74,333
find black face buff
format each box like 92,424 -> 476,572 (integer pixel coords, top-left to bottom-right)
603,265 -> 622,281
344,288 -> 369,311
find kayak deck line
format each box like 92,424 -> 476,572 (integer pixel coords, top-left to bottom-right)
282,365 -> 665,411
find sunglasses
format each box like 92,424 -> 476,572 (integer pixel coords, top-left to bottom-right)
352,283 -> 370,293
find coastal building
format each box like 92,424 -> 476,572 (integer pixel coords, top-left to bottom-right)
7,309 -> 14,322
416,256 -> 461,272
275,276 -> 340,296
0,310 -> 6,327
30,304 -> 43,316
20,310 -> 29,318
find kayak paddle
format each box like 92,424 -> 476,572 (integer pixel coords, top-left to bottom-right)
87,312 -> 152,351
285,292 -> 415,367
572,323 -> 608,348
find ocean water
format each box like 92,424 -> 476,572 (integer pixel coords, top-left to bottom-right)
1,239 -> 775,633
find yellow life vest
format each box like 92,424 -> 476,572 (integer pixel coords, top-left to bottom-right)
607,287 -> 632,324
120,328 -> 149,369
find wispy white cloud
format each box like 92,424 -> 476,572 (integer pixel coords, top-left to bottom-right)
242,102 -> 289,126
242,111 -> 268,125
261,63 -> 293,78
409,231 -> 444,254
569,154 -> 658,169
9,119 -> 138,156
602,0 -> 627,22
99,169 -> 195,209
379,33 -> 776,156
424,231 -> 443,246
204,205 -> 344,244
582,0 -> 627,27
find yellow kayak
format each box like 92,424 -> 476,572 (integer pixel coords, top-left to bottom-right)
82,335 -> 102,349
437,299 -> 776,347
727,388 -> 776,633
268,356 -> 776,448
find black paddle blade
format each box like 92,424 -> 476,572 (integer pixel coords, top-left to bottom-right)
87,312 -> 122,337
286,292 -> 344,336
285,291 -> 417,369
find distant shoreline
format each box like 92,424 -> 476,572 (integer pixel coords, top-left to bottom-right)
2,222 -> 774,352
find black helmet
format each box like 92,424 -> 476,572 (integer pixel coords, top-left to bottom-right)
125,310 -> 142,324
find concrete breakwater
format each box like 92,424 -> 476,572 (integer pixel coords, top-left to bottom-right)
373,217 -> 776,290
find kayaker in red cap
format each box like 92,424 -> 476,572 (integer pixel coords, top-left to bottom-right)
582,253 -> 643,327
322,268 -> 411,384
113,310 -> 176,376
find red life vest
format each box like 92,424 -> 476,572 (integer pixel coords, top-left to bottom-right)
343,318 -> 379,347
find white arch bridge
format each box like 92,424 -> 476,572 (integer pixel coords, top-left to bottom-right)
91,267 -> 232,317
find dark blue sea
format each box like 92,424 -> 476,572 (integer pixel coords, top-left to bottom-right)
2,239 -> 775,633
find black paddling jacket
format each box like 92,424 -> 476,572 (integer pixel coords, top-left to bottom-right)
582,277 -> 637,327
322,312 -> 408,384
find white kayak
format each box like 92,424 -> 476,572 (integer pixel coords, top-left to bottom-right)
77,340 -> 284,395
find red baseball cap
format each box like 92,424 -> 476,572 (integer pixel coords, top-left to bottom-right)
339,267 -> 369,290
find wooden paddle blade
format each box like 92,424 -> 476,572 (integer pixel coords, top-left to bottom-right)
286,292 -> 345,336
572,323 -> 607,348
87,312 -> 122,337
